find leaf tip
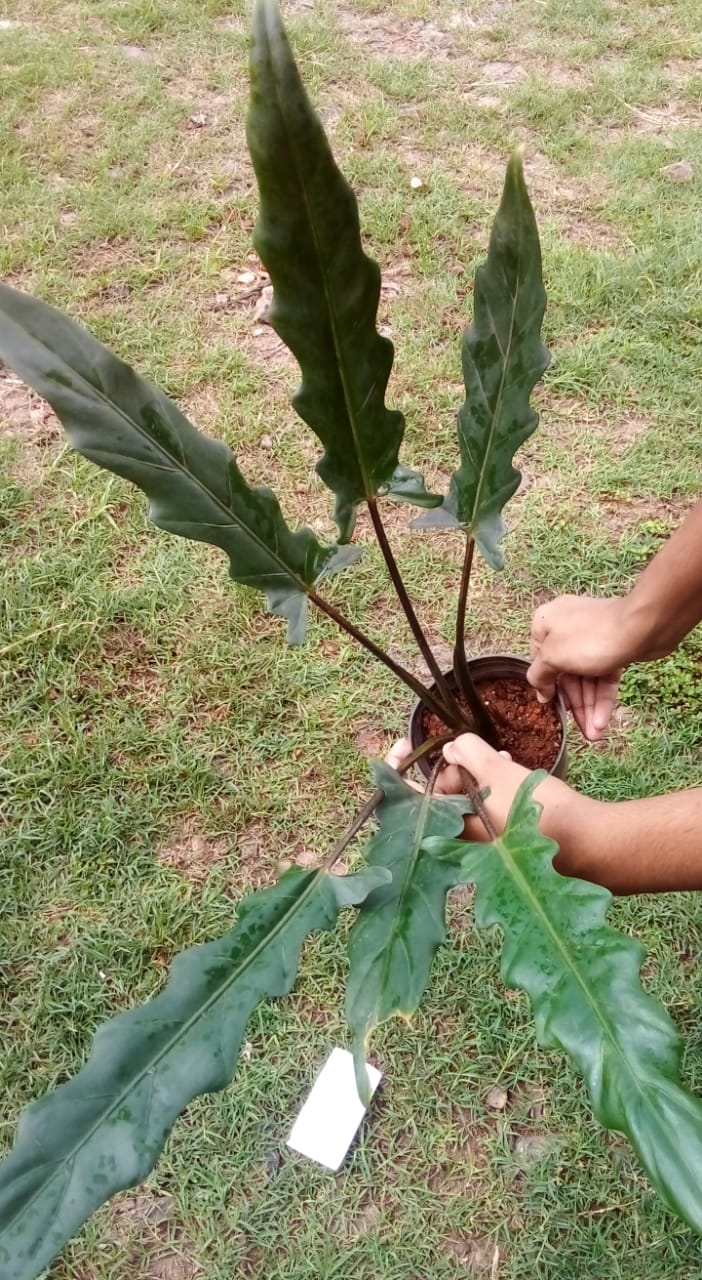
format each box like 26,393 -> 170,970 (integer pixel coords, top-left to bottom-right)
510,142 -> 526,171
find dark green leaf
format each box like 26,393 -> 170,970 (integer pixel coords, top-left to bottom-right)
426,774 -> 702,1234
0,283 -> 358,643
0,866 -> 388,1280
247,0 -> 438,540
346,764 -> 471,1079
415,151 -> 549,568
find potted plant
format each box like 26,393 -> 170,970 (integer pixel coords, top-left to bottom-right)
0,3 -> 701,1276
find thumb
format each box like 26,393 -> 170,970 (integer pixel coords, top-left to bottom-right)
526,652 -> 558,702
443,732 -> 485,769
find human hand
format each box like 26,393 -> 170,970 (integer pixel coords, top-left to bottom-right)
443,734 -> 530,840
386,734 -> 571,843
385,738 -> 468,796
527,594 -> 630,740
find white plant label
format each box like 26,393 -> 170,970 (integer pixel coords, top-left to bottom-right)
287,1047 -> 382,1171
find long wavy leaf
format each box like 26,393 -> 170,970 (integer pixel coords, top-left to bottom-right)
425,774 -> 702,1234
346,764 -> 471,1081
0,283 -> 358,643
415,151 -> 550,568
0,865 -> 388,1280
247,0 -> 438,540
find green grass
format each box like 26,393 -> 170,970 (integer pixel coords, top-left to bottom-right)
1,0 -> 702,1276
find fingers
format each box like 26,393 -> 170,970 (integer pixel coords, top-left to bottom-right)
526,650 -> 558,703
592,672 -> 621,736
433,763 -> 465,795
559,674 -> 621,740
443,732 -> 498,772
384,737 -> 425,792
530,604 -> 550,657
385,737 -> 412,771
384,737 -> 485,798
559,674 -> 587,737
583,677 -> 597,737
443,733 -> 512,774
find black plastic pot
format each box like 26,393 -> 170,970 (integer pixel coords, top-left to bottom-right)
409,653 -> 568,781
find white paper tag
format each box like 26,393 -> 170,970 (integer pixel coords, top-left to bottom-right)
287,1047 -> 382,1171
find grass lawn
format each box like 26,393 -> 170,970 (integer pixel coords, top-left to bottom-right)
1,0 -> 702,1276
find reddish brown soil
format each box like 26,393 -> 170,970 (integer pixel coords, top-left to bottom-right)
420,676 -> 562,772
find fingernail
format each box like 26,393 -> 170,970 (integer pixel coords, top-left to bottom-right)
536,691 -> 548,704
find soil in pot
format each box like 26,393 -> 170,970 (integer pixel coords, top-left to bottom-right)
421,675 -> 561,772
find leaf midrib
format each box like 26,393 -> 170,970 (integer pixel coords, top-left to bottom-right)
0,300 -> 316,597
368,789 -> 448,1027
266,13 -> 377,504
466,267 -> 520,532
3,871 -> 326,1232
496,827 -> 702,1199
495,830 -> 647,1102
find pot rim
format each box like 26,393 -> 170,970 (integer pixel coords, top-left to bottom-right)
408,652 -> 567,781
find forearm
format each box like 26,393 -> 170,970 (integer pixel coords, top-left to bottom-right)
545,786 -> 702,895
622,496 -> 702,661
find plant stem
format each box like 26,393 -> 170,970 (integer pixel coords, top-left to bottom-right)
457,765 -> 499,841
325,734 -> 453,870
322,738 -> 499,874
367,497 -> 466,721
308,587 -> 463,730
425,759 -> 444,797
453,535 -> 502,749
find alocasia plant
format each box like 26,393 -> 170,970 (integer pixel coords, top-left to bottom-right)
0,2 -> 701,1275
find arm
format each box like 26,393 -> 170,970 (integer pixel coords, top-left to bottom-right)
549,786 -> 702,896
441,735 -> 702,896
622,495 -> 702,660
528,496 -> 702,738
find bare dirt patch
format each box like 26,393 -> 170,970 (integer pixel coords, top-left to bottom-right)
157,817 -> 231,881
353,721 -> 388,758
110,1190 -> 201,1279
430,1131 -> 490,1200
84,623 -> 169,708
351,496 -> 419,544
244,321 -> 296,372
541,63 -> 588,90
149,1251 -> 201,1280
163,80 -> 242,137
597,493 -> 682,539
521,152 -> 619,249
0,368 -> 62,485
598,410 -> 649,448
449,1 -> 515,30
445,1234 -> 501,1274
231,819 -> 283,887
476,60 -> 526,88
276,0 -> 316,14
545,398 -> 650,455
0,370 -> 60,445
110,1198 -> 195,1272
663,57 -> 702,86
41,87 -> 79,121
338,12 -> 456,62
447,882 -> 475,931
344,1197 -> 382,1240
208,258 -> 297,378
119,43 -> 153,63
179,383 -> 223,438
460,60 -> 529,109
611,100 -> 699,142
